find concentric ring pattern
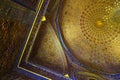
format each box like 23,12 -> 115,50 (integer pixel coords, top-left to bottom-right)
80,0 -> 120,44
60,0 -> 120,74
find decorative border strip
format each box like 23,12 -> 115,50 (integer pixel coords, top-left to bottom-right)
14,0 -> 50,80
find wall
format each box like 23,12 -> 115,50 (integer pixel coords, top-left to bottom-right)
0,0 -> 35,78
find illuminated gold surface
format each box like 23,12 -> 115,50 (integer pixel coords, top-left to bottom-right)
95,21 -> 103,28
41,16 -> 46,21
32,21 -> 68,74
60,0 -> 120,73
64,74 -> 69,78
